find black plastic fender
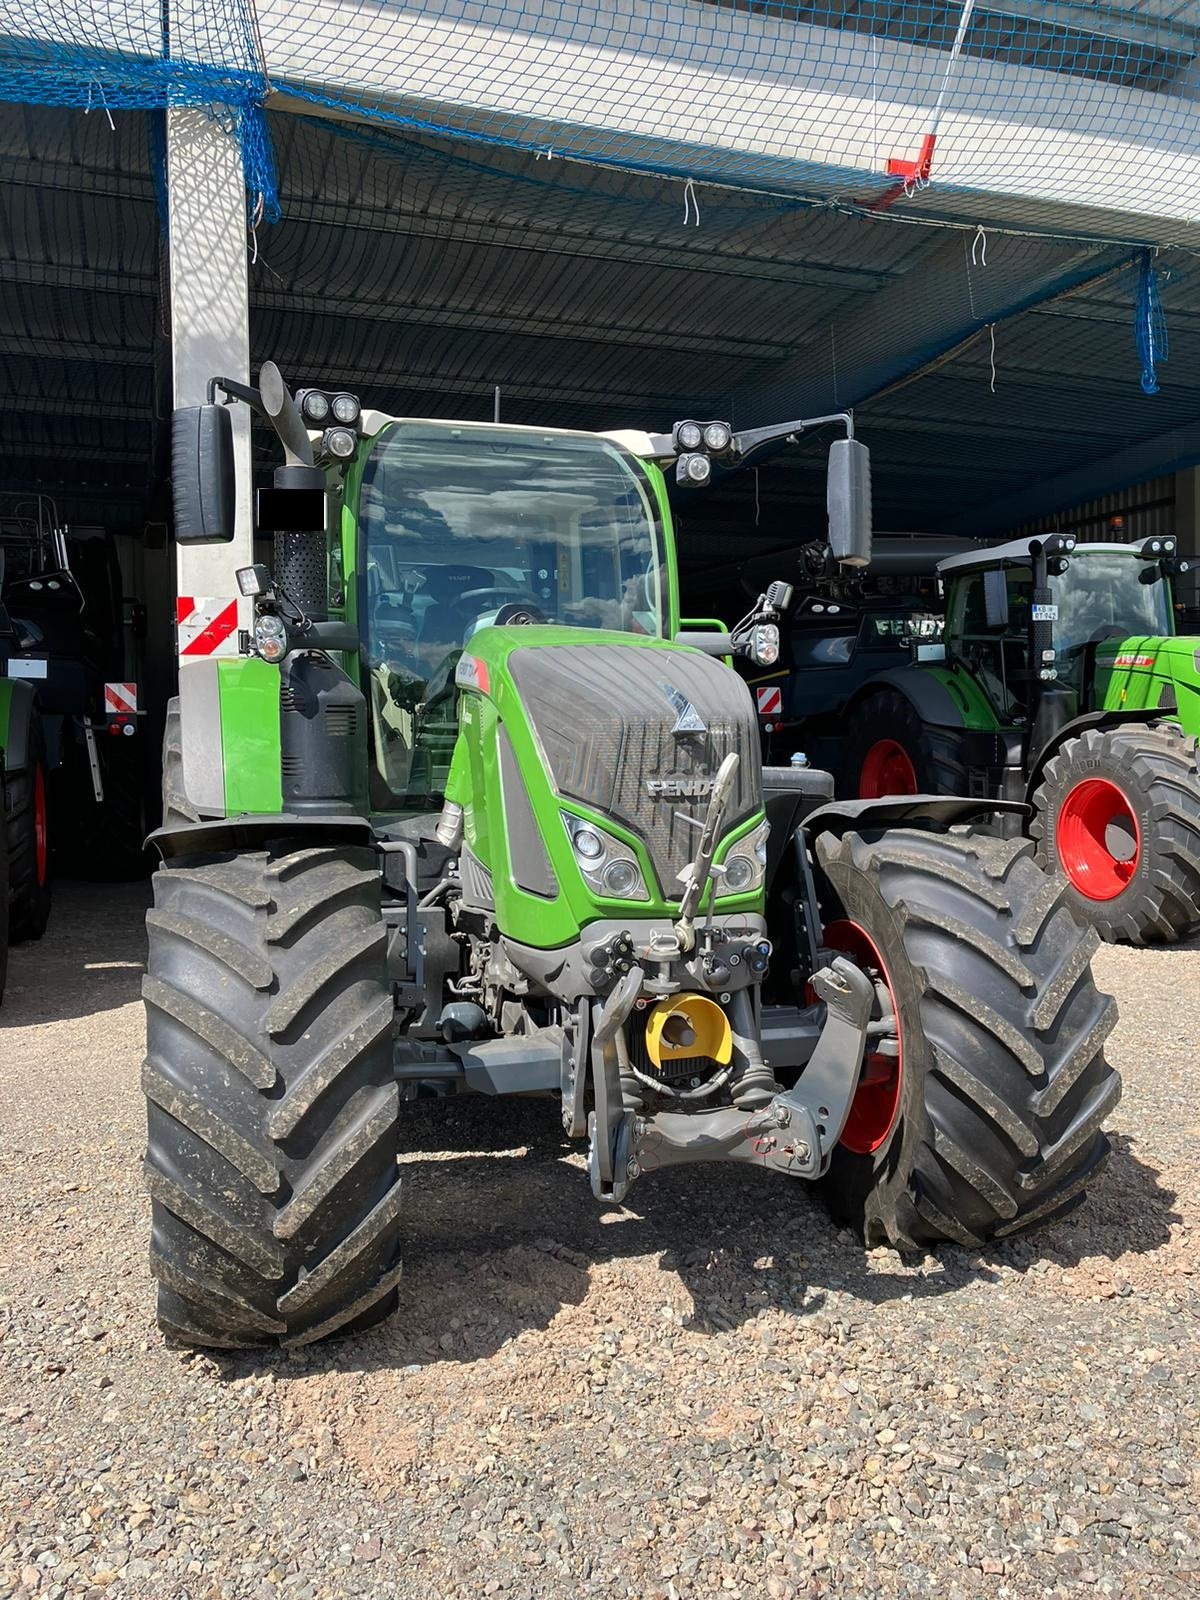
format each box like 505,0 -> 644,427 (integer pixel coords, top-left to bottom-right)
148,811 -> 376,862
0,677 -> 36,775
841,664 -> 968,732
802,795 -> 1028,843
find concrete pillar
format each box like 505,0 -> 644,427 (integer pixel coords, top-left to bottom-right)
1174,468 -> 1200,611
167,108 -> 254,597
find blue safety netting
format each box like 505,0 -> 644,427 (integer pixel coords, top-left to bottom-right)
2,1 -> 1200,243
0,0 -> 278,218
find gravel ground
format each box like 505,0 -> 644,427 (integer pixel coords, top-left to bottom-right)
1,880 -> 1197,1600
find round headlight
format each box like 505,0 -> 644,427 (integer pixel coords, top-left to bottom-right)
703,421 -> 731,453
676,420 -> 703,452
723,854 -> 755,893
301,391 -> 330,423
572,827 -> 605,862
683,453 -> 711,485
331,393 -> 360,425
751,622 -> 780,666
324,426 -> 356,459
602,859 -> 640,897
254,613 -> 288,663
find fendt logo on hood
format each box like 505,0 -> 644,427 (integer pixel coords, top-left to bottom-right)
661,683 -> 707,736
646,776 -> 715,800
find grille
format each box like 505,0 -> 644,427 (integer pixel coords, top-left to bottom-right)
324,707 -> 358,737
508,643 -> 761,892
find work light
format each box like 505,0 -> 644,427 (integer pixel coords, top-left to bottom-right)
331,393 -> 361,425
675,420 -> 703,452
323,426 -> 357,459
299,390 -> 330,423
703,421 -> 732,453
678,453 -> 711,486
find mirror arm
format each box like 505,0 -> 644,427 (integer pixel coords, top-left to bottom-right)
208,376 -> 268,419
728,409 -> 854,463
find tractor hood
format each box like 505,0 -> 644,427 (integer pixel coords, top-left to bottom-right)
1094,635 -> 1200,726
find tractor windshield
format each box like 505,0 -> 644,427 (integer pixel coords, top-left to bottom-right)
357,422 -> 666,809
1051,553 -> 1174,661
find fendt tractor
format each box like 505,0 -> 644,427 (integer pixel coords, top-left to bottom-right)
837,536 -> 1200,945
0,514 -> 52,953
145,366 -> 1119,1349
0,495 -> 149,931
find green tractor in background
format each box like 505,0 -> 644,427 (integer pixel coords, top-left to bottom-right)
146,367 -> 1119,1348
838,535 -> 1200,945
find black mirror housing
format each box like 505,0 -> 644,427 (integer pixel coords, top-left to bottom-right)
172,404 -> 236,544
827,437 -> 872,567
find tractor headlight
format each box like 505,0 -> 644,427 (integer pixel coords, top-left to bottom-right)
323,426 -> 357,459
703,420 -> 732,453
718,819 -> 769,897
750,622 -> 780,666
678,453 -> 711,486
562,813 -> 649,901
722,854 -> 756,893
572,827 -> 605,862
300,390 -> 330,423
253,613 -> 289,663
331,392 -> 361,425
675,420 -> 703,452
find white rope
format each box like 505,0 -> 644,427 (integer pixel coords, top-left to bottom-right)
683,179 -> 701,226
971,224 -> 988,267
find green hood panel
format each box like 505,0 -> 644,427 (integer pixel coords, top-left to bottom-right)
1094,635 -> 1200,732
454,626 -> 765,947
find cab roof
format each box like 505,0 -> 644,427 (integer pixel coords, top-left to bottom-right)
937,537 -> 1171,577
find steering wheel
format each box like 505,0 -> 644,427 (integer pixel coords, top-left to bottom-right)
459,585 -> 543,614
494,601 -> 547,626
1088,624 -> 1127,643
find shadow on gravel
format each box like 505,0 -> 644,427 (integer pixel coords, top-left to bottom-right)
249,1100 -> 1178,1383
0,879 -> 150,1027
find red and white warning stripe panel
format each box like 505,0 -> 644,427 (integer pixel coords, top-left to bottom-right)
176,597 -> 241,658
756,684 -> 783,717
104,681 -> 138,715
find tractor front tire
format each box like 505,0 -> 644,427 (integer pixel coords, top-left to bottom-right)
5,711 -> 51,942
1030,723 -> 1200,945
143,841 -> 401,1348
814,826 -> 1120,1248
840,690 -> 966,800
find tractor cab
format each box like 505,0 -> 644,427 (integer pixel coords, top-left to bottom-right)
356,421 -> 670,811
939,536 -> 1181,727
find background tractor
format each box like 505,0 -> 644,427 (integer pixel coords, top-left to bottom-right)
837,535 -> 1200,945
0,535 -> 52,946
0,495 -> 149,900
145,367 -> 1119,1349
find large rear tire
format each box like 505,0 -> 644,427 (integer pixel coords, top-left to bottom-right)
143,841 -> 401,1348
1030,723 -> 1200,945
840,690 -> 966,800
814,826 -> 1120,1248
6,710 -> 52,942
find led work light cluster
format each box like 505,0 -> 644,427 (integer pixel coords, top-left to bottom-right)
297,388 -> 363,460
672,419 -> 734,487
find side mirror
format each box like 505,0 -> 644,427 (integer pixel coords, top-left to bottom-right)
172,404 -> 236,544
827,438 -> 872,567
983,568 -> 1010,629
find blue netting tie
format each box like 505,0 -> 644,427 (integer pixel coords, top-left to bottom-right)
1136,250 -> 1167,395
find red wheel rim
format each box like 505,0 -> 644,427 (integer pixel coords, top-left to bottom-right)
823,919 -> 903,1154
33,763 -> 48,887
1057,777 -> 1139,902
859,739 -> 918,799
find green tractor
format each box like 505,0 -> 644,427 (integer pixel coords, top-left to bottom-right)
145,368 -> 1119,1348
839,535 -> 1200,945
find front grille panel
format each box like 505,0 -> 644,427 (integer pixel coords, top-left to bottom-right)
508,643 -> 761,892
